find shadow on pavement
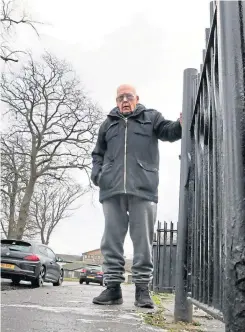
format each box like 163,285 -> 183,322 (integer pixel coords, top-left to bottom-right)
1,279 -> 47,291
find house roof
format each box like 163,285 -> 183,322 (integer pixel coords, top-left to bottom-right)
56,254 -> 83,263
82,249 -> 101,255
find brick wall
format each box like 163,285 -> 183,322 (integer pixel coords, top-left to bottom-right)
83,249 -> 103,265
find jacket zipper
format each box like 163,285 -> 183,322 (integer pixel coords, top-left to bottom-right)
124,118 -> 128,193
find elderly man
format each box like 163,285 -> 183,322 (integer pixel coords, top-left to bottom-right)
91,84 -> 182,308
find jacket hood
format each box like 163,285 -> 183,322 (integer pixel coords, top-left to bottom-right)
108,103 -> 146,117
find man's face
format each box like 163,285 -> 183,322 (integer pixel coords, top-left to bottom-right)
116,85 -> 139,114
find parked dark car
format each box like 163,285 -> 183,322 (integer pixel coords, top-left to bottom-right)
0,239 -> 63,288
79,264 -> 105,286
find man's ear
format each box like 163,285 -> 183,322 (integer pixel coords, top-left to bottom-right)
136,95 -> 139,102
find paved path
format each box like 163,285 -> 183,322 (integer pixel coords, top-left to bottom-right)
1,280 -> 225,332
1,281 -> 160,332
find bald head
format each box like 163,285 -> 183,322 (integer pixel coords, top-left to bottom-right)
117,84 -> 137,96
116,84 -> 139,114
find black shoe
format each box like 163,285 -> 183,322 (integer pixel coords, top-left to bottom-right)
134,284 -> 154,308
92,284 -> 123,305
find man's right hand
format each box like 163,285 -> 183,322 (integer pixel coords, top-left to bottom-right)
96,172 -> 102,186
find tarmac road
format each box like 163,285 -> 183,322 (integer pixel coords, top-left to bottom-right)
1,280 -> 159,332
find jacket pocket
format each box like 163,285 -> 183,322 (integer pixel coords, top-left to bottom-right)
135,160 -> 159,193
134,120 -> 152,136
105,122 -> 119,142
99,162 -> 114,190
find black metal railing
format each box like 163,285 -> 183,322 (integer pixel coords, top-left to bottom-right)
174,1 -> 245,331
152,221 -> 177,293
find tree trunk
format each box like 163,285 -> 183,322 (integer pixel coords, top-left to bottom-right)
45,229 -> 52,245
15,178 -> 36,239
40,228 -> 46,244
7,175 -> 18,239
7,202 -> 16,239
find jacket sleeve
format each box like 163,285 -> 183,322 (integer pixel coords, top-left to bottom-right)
91,121 -> 107,186
153,111 -> 182,142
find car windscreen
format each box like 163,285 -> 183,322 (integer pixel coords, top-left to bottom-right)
86,265 -> 102,271
1,240 -> 32,252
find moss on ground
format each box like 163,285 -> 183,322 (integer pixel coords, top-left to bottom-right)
140,293 -> 203,332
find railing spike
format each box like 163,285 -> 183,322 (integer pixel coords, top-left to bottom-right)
210,1 -> 215,24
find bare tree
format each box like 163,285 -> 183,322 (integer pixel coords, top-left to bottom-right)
1,0 -> 41,63
1,133 -> 28,238
1,133 -> 41,240
30,179 -> 87,245
1,52 -> 102,239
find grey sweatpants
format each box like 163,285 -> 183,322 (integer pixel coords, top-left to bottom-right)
101,194 -> 157,284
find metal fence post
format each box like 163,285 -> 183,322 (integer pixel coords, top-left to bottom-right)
152,222 -> 178,293
174,68 -> 198,322
216,2 -> 245,331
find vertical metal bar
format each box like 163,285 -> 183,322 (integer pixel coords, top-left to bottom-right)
151,242 -> 155,291
190,104 -> 197,300
205,61 -> 214,308
198,96 -> 204,304
210,1 -> 215,25
212,23 -> 223,313
202,49 -> 206,63
200,81 -> 207,306
163,221 -> 167,290
156,220 -> 160,292
200,64 -> 203,75
203,74 -> 210,306
197,73 -> 201,92
211,33 -> 220,309
160,222 -> 164,291
196,112 -> 202,303
187,184 -> 193,297
193,113 -> 200,301
217,1 -> 245,330
205,28 -> 210,46
174,68 -> 197,322
190,185 -> 195,299
169,221 -> 174,290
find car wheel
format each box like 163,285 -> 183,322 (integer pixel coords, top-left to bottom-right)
32,265 -> 45,288
86,281 -> 89,285
79,279 -> 84,284
11,277 -> 21,286
53,269 -> 63,287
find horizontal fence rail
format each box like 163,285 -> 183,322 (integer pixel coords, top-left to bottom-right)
152,221 -> 177,293
174,1 -> 245,331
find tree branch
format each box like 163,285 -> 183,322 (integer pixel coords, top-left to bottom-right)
1,51 -> 103,239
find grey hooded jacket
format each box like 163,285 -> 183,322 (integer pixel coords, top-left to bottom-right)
91,104 -> 182,203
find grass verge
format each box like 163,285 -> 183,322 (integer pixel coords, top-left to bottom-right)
63,277 -> 79,282
140,293 -> 203,332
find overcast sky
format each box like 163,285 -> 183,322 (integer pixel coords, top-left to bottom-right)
3,0 -> 210,257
